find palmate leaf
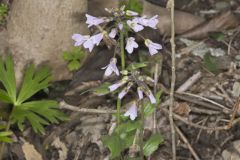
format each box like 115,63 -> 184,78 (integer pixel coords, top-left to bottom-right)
0,55 -> 16,103
16,64 -> 52,105
11,100 -> 67,134
0,131 -> 12,143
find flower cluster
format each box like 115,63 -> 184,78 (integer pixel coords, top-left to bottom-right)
107,71 -> 157,120
72,6 -> 162,121
72,7 -> 162,56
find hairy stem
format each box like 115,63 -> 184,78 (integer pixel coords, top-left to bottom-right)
120,31 -> 125,70
139,101 -> 144,159
168,0 -> 177,159
117,98 -> 121,125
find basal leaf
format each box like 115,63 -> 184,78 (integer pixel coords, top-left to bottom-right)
144,91 -> 162,117
0,131 -> 12,143
17,64 -> 52,104
0,55 -> 16,102
0,88 -> 12,103
102,133 -> 124,158
11,100 -> 67,134
68,60 -> 80,71
143,134 -> 164,157
203,53 -> 219,74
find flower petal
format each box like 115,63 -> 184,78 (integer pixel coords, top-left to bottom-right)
86,14 -> 105,27
148,91 -> 156,104
125,37 -> 138,54
109,28 -> 118,38
137,87 -> 144,100
124,102 -> 138,120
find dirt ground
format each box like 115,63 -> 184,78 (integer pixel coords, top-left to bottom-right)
2,0 -> 240,160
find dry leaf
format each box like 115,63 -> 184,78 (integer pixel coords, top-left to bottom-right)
22,141 -> 43,160
180,11 -> 240,39
51,137 -> 68,160
173,102 -> 191,117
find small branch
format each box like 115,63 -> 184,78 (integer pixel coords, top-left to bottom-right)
175,125 -> 200,160
176,71 -> 202,92
59,101 -> 117,114
168,0 -> 177,159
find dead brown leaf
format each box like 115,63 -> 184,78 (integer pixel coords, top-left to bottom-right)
22,141 -> 43,160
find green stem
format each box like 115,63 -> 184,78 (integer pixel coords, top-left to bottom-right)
117,98 -> 121,125
120,31 -> 125,70
139,100 -> 144,159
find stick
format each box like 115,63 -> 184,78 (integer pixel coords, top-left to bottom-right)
168,0 -> 176,159
175,125 -> 200,160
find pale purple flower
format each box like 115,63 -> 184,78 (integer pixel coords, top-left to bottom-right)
102,58 -> 119,77
125,37 -> 138,54
83,33 -> 104,52
126,10 -> 138,16
109,28 -> 118,38
147,91 -> 156,104
127,20 -> 144,32
124,102 -> 138,120
118,82 -> 133,99
118,23 -> 123,30
91,33 -> 104,45
86,14 -> 105,27
72,34 -> 89,46
147,15 -> 158,29
83,39 -> 95,52
145,39 -> 162,55
108,77 -> 128,91
137,87 -> 144,100
133,15 -> 158,29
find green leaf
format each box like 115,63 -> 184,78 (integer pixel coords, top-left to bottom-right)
16,64 -> 52,104
209,32 -> 226,41
122,0 -> 143,14
143,134 -> 164,157
0,88 -> 12,103
63,51 -> 73,61
102,133 -> 125,158
115,120 -> 141,133
102,131 -> 136,158
203,53 -> 219,74
0,4 -> 8,16
0,55 -> 17,102
92,82 -> 111,96
127,62 -> 147,71
68,60 -> 80,71
11,100 -> 67,134
144,91 -> 162,117
0,131 -> 12,143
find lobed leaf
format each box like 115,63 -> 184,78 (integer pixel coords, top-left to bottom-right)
16,64 -> 52,104
0,55 -> 16,102
11,100 -> 67,134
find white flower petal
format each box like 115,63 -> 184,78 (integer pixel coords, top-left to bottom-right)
124,102 -> 138,120
109,28 -> 118,38
137,88 -> 144,100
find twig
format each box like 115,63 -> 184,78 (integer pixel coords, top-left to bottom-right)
227,97 -> 240,129
176,71 -> 202,92
177,92 -> 231,113
59,101 -> 117,114
163,108 -> 229,131
168,0 -> 176,159
175,125 -> 200,160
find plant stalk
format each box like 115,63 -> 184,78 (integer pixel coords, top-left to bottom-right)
139,100 -> 144,159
